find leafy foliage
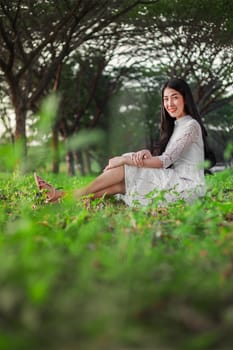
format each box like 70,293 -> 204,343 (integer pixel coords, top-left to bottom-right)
0,169 -> 232,349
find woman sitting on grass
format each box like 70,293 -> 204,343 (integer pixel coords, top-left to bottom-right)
34,78 -> 215,207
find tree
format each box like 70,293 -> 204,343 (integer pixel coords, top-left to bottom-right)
0,0 -> 159,155
1,0 -> 232,169
52,32 -> 132,175
112,0 -> 233,156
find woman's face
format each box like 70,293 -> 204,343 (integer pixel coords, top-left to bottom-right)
163,87 -> 186,119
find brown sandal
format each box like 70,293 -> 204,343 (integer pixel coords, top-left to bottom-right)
34,172 -> 64,203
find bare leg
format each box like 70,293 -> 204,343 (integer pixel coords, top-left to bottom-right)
34,166 -> 126,203
74,166 -> 125,198
90,181 -> 125,199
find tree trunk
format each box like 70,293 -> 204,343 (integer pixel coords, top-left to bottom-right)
66,151 -> 75,176
52,63 -> 62,173
84,149 -> 91,174
75,150 -> 85,176
14,104 -> 27,160
52,127 -> 60,173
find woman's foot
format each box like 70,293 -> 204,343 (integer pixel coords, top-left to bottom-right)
34,173 -> 64,203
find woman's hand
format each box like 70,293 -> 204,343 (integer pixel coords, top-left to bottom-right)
103,156 -> 126,172
103,150 -> 153,171
130,149 -> 152,167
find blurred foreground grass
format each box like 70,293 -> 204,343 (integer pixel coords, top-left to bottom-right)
0,169 -> 233,350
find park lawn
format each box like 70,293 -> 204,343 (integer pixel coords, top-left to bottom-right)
0,169 -> 232,350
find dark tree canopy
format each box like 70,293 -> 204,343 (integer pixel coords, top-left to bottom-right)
0,0 -> 232,170
0,0 -> 158,153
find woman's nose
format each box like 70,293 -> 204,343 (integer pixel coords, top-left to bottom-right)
168,98 -> 174,106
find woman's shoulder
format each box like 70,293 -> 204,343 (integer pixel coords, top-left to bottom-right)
186,116 -> 201,130
176,116 -> 200,130
178,116 -> 202,138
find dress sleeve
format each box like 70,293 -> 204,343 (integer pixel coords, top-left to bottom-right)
158,121 -> 201,168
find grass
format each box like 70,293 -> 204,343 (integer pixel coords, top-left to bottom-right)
0,169 -> 232,350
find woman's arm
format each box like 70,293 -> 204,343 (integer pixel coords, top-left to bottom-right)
130,149 -> 152,167
135,156 -> 163,168
104,154 -> 163,171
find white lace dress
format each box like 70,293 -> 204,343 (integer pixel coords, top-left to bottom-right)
119,115 -> 206,207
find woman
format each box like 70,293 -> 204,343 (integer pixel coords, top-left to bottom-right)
35,78 -> 215,206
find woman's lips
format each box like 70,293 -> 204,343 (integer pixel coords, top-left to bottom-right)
168,108 -> 177,113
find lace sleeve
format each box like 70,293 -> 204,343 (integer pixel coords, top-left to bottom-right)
158,121 -> 201,168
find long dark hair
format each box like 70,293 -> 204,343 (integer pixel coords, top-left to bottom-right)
155,78 -> 216,169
